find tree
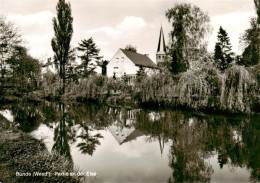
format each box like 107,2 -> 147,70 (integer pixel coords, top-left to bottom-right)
240,19 -> 259,66
77,37 -> 102,77
239,0 -> 260,66
96,59 -> 108,76
0,15 -> 21,80
6,46 -> 41,94
51,0 -> 73,95
165,3 -> 211,74
214,26 -> 234,71
254,0 -> 260,24
124,44 -> 137,53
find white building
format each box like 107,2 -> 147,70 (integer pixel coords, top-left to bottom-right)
106,26 -> 166,80
106,48 -> 157,79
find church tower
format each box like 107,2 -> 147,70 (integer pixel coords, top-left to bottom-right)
156,26 -> 166,64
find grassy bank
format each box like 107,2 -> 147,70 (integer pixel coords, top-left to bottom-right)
0,116 -> 81,183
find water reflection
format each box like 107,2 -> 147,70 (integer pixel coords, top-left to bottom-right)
1,101 -> 259,182
52,103 -> 72,160
77,126 -> 103,156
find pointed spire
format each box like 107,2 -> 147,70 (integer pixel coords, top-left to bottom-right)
158,134 -> 165,158
157,25 -> 166,53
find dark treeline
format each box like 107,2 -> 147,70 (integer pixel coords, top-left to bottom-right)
0,0 -> 259,114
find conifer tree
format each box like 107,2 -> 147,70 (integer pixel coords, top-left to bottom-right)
51,0 -> 73,95
239,0 -> 260,66
214,26 -> 234,71
77,37 -> 102,77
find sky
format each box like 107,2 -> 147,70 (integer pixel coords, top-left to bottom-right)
0,0 -> 256,63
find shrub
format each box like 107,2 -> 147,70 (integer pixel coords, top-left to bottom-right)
0,134 -> 81,182
221,65 -> 258,112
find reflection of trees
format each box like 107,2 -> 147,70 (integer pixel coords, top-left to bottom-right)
66,103 -> 113,129
10,102 -> 43,132
77,126 -> 103,156
50,103 -> 106,158
167,115 -> 213,182
203,116 -> 260,182
135,109 -> 260,182
52,103 -> 73,160
3,101 -> 259,182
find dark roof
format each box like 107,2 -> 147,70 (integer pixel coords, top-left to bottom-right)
121,129 -> 144,145
120,49 -> 157,68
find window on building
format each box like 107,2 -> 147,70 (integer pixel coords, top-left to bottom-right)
116,58 -> 119,62
121,57 -> 124,62
159,55 -> 161,59
113,67 -> 119,77
114,67 -> 118,73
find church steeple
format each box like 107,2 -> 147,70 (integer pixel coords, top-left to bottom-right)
156,25 -> 166,64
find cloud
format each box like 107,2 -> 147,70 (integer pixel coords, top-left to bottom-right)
7,11 -> 54,59
87,26 -> 121,37
208,11 -> 255,54
86,16 -> 146,38
83,16 -> 147,60
7,11 -> 54,35
116,16 -> 146,35
24,33 -> 53,60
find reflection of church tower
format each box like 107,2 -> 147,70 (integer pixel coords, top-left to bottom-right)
156,26 -> 166,64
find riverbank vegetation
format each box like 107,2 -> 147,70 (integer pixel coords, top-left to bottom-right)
0,0 -> 259,115
59,62 -> 258,113
0,132 -> 80,183
0,113 -> 81,183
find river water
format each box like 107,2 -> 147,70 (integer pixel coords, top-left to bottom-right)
0,101 -> 259,182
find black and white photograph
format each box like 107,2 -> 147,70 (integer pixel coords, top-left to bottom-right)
0,0 -> 259,182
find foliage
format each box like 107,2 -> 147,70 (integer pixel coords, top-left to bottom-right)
221,65 -> 258,113
134,60 -> 259,113
77,37 -> 102,77
0,134 -> 80,182
124,44 -> 137,53
77,126 -> 103,156
0,15 -> 22,96
214,26 -> 234,71
135,69 -> 177,104
240,18 -> 260,66
5,46 -> 41,95
254,0 -> 260,24
96,59 -> 108,76
177,67 -> 222,109
165,3 -> 211,74
239,1 -> 260,66
0,15 -> 22,77
51,0 -> 73,95
67,75 -> 132,103
41,71 -> 60,98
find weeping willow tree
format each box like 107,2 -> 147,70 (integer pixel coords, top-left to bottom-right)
51,0 -> 73,95
165,3 -> 212,74
221,65 -> 258,113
